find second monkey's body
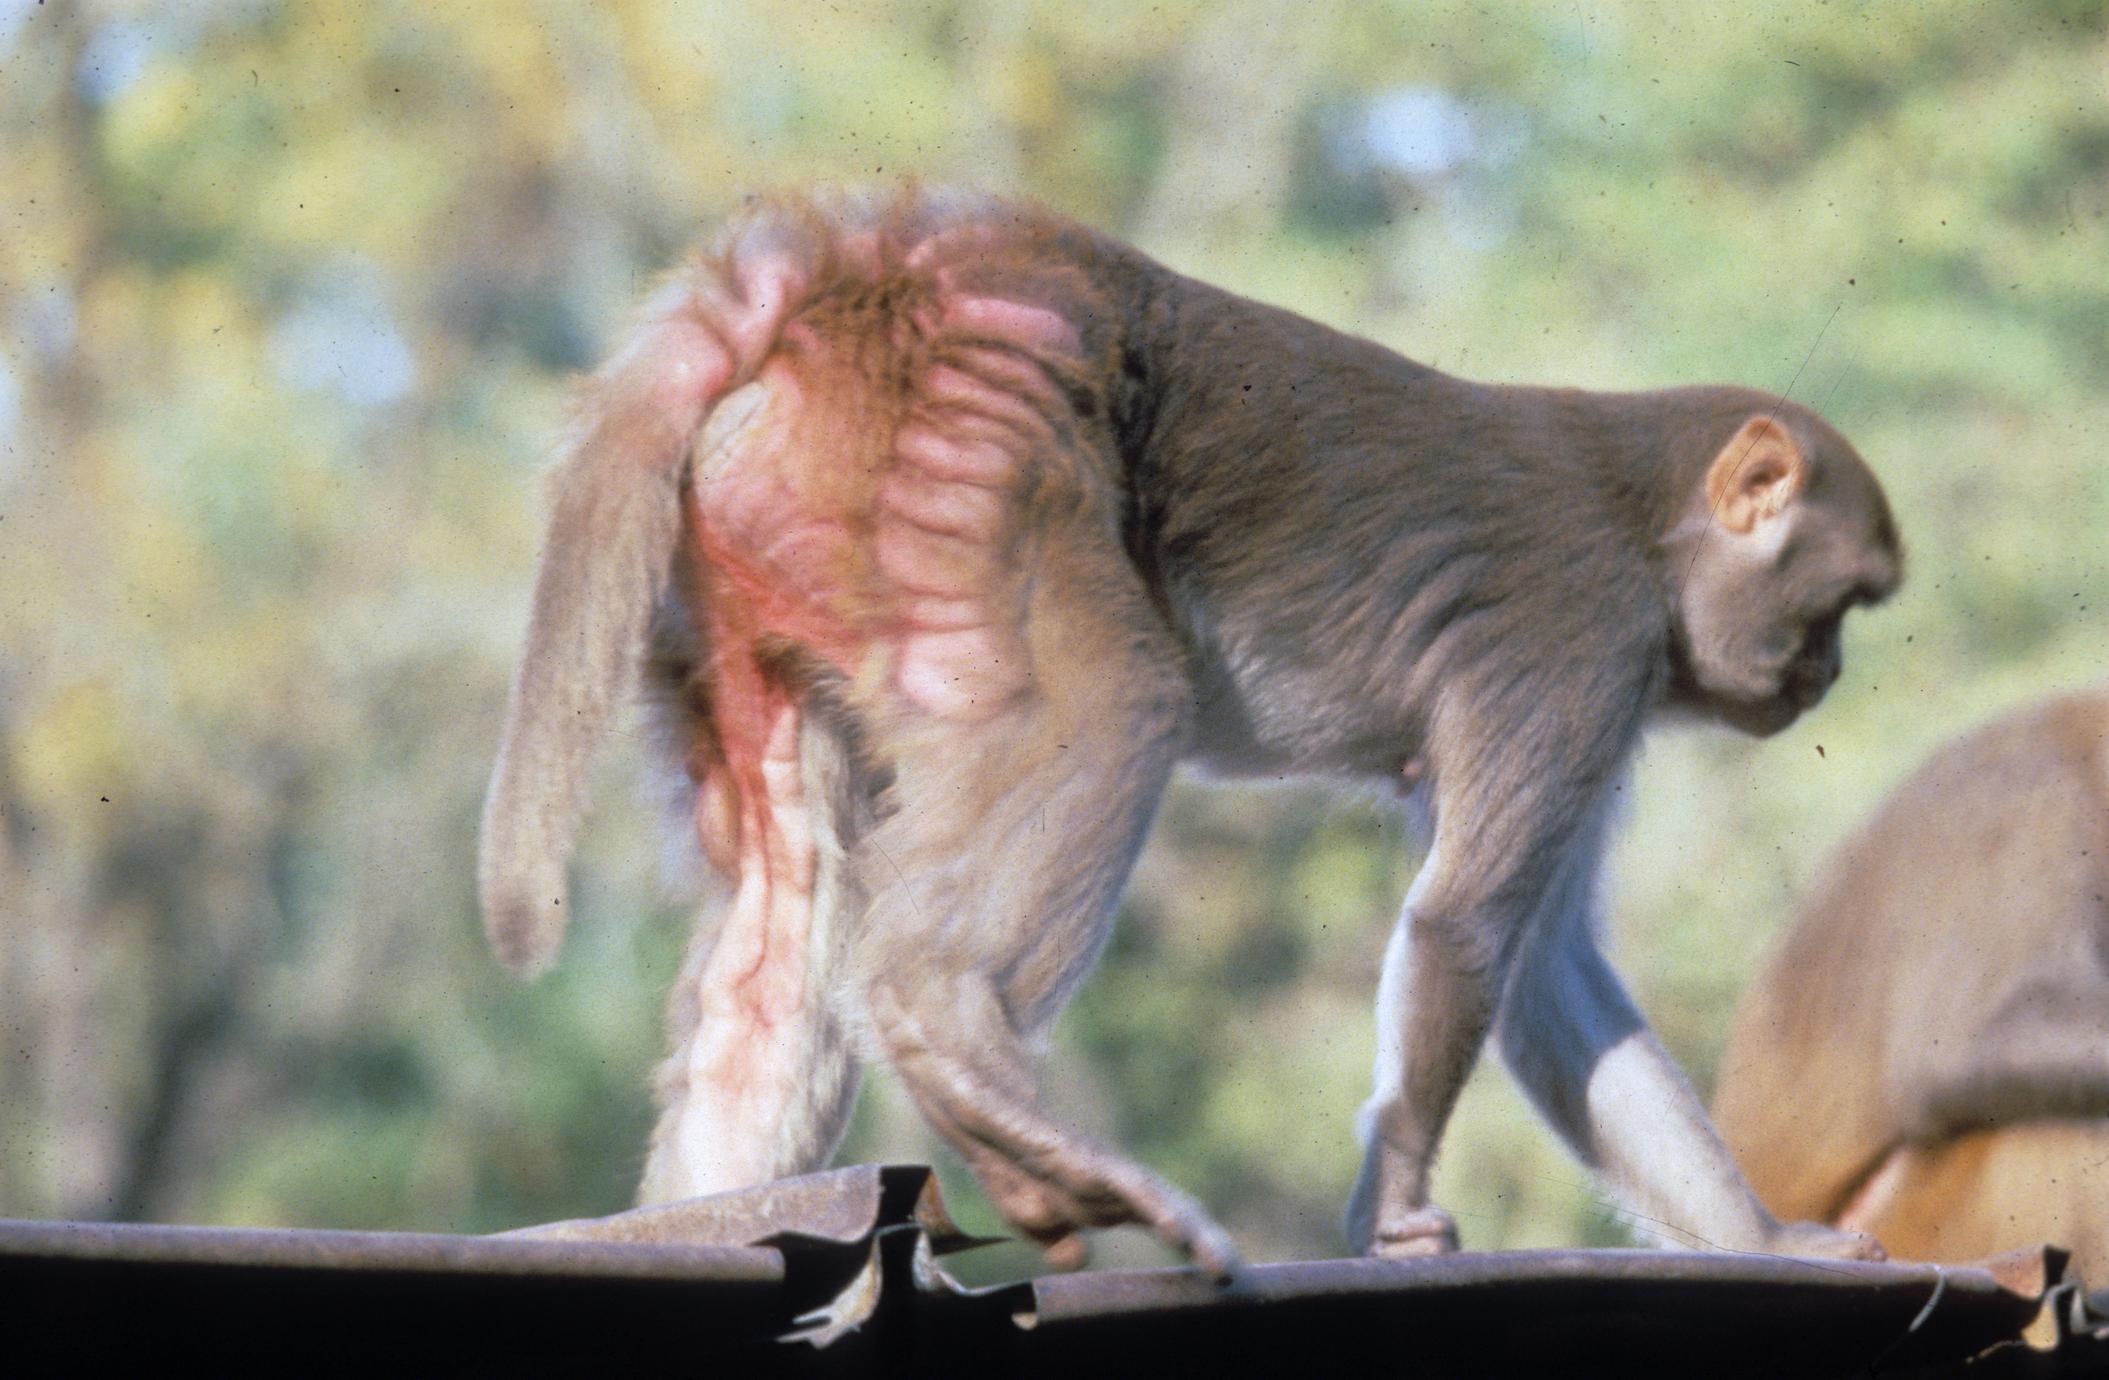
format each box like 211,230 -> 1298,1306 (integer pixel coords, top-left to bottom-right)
481,187 -> 1899,1270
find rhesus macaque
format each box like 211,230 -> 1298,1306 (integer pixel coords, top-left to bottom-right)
480,185 -> 1900,1274
1715,689 -> 2109,1276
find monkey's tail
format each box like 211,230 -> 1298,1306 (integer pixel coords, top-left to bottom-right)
477,238 -> 814,977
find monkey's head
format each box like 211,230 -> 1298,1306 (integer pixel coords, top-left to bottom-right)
1665,408 -> 1901,738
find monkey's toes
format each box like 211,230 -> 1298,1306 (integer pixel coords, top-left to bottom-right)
998,1157 -> 1243,1280
1027,1209 -> 1237,1280
1368,1205 -> 1460,1259
1095,1162 -> 1244,1280
1173,1209 -> 1245,1283
1039,1231 -> 1091,1273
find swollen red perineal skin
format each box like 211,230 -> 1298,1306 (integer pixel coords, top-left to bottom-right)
940,290 -> 1080,355
683,241 -> 1085,882
693,288 -> 1075,722
889,419 -> 1013,487
873,465 -> 1008,544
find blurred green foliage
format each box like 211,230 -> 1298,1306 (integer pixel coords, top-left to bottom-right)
2,0 -> 2105,1271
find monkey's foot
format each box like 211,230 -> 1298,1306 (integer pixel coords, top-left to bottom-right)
872,979 -> 1244,1279
1366,1204 -> 1460,1259
1765,1219 -> 1887,1262
967,1141 -> 1244,1280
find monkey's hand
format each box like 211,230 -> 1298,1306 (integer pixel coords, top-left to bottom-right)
1345,1136 -> 1462,1257
1363,1204 -> 1461,1259
1762,1219 -> 1888,1262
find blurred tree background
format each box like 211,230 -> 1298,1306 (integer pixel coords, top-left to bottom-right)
2,0 -> 2105,1274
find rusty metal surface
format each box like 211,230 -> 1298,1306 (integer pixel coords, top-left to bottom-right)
1,1215 -> 783,1282
506,1161 -> 988,1254
498,1163 -> 991,1347
6,1164 -> 2106,1376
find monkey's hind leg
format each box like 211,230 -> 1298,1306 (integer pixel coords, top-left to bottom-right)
846,541 -> 1242,1277
638,699 -> 862,1204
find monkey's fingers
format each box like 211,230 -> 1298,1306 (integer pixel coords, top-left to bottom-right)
1367,1204 -> 1461,1259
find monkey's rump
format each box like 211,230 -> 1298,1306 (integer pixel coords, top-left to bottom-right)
684,243 -> 1092,726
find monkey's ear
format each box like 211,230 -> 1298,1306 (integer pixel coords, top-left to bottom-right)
1705,416 -> 1807,536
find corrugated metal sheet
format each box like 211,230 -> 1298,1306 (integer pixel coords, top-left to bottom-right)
5,1164 -> 2104,1376
993,1246 -> 2095,1377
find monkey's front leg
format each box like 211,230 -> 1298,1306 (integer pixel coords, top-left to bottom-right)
1346,740 -> 1623,1258
1496,912 -> 1885,1261
1347,872 -> 1500,1257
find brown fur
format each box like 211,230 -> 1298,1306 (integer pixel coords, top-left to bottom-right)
481,185 -> 1901,1271
1836,1127 -> 2109,1274
1716,689 -> 2109,1275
